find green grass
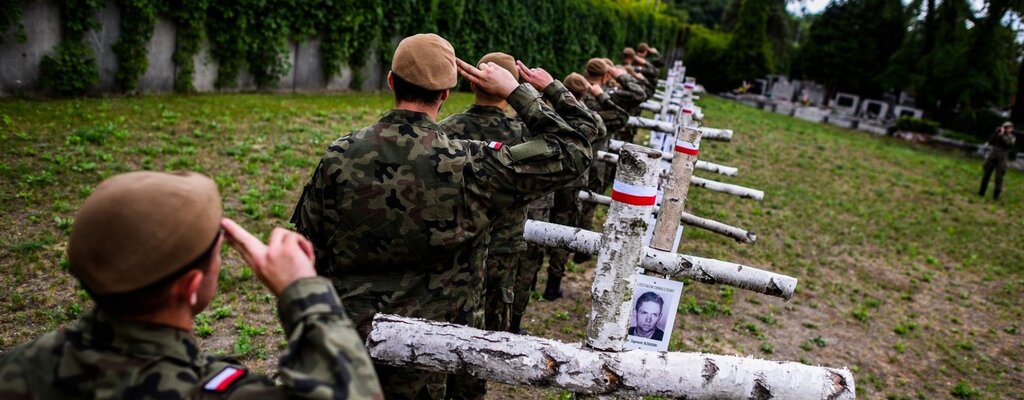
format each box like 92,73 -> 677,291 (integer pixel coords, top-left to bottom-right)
1,93 -> 1022,399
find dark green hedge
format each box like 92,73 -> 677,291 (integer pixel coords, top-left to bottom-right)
28,0 -> 684,95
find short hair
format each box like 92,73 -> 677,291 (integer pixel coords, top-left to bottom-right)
89,233 -> 220,318
635,291 -> 664,312
392,72 -> 446,105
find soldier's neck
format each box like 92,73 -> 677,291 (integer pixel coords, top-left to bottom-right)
128,307 -> 194,332
474,97 -> 506,110
395,101 -> 441,121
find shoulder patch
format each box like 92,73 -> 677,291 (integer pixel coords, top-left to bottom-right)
487,141 -> 503,150
204,366 -> 247,393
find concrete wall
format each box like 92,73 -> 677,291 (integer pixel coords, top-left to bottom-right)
0,0 -> 386,96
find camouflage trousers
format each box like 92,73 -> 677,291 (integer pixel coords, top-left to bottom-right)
485,252 -> 520,331
377,364 -> 447,399
547,187 -> 581,279
510,203 -> 551,333
444,251 -> 523,399
579,160 -> 608,232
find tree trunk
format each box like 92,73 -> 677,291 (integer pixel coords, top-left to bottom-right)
576,191 -> 756,243
586,143 -> 663,351
651,127 -> 702,251
367,314 -> 855,399
523,221 -> 795,299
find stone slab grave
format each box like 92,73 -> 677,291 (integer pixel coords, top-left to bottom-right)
795,106 -> 830,123
893,105 -> 924,119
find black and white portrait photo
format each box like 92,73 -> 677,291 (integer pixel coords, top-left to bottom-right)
626,274 -> 683,351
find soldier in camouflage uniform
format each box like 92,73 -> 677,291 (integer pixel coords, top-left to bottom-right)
508,192 -> 554,334
979,121 -> 1018,200
637,42 -> 665,69
293,34 -> 598,399
622,47 -> 661,83
540,73 -> 611,301
439,52 -> 528,333
563,72 -> 629,237
0,171 -> 382,400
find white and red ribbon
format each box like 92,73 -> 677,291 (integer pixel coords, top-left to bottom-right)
684,83 -> 696,90
204,367 -> 246,392
487,141 -> 503,150
610,181 -> 657,206
674,139 -> 699,156
680,106 -> 694,115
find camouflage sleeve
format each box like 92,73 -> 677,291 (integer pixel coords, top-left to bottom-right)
649,53 -> 665,69
268,277 -> 383,399
595,92 -> 630,134
608,74 -> 649,110
467,81 -> 597,208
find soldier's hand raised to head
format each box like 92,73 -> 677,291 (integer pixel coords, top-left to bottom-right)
516,61 -> 555,91
588,82 -> 604,96
457,58 -> 518,98
222,218 -> 317,296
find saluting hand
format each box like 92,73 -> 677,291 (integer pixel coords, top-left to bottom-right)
609,66 -> 627,78
222,218 -> 316,296
457,59 -> 519,98
588,82 -> 604,96
516,61 -> 555,92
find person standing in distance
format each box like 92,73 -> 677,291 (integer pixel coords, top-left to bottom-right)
979,121 -> 1017,200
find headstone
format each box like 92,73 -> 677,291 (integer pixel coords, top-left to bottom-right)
794,106 -> 829,123
773,101 -> 795,116
893,105 -> 924,119
751,78 -> 767,96
858,99 -> 889,120
799,81 -> 827,106
830,92 -> 860,116
769,76 -> 796,101
827,113 -> 858,129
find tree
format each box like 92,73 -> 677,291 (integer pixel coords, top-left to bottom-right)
723,0 -> 772,87
791,0 -> 905,97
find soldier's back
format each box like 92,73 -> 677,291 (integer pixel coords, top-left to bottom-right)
0,310 -> 266,399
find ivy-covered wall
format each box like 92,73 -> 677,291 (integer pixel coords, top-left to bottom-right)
0,0 -> 684,96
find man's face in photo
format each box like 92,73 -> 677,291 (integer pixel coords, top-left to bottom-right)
636,301 -> 662,333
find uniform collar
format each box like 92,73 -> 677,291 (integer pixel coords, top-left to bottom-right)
77,309 -> 200,365
465,104 -> 507,117
380,109 -> 440,130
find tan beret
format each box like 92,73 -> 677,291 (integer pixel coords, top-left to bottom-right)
478,52 -> 518,81
585,58 -> 609,79
638,43 -> 650,52
392,33 -> 457,90
69,171 -> 222,295
563,73 -> 589,98
622,47 -> 636,58
1002,121 -> 1014,128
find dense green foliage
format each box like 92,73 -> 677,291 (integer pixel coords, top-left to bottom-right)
1,0 -> 25,43
791,0 -> 905,97
723,0 -> 772,89
40,0 -> 105,95
666,0 -> 728,28
165,0 -> 207,93
22,0 -> 683,94
681,24 -> 731,91
112,0 -> 158,92
894,116 -> 939,135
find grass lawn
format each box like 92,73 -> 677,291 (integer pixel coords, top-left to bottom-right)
1,93 -> 1021,399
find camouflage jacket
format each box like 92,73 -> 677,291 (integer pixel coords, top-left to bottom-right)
986,131 -> 1017,161
602,74 -> 649,112
293,81 -> 597,336
633,61 -> 660,83
439,104 -> 530,255
0,278 -> 382,400
581,92 -> 630,144
647,52 -> 665,69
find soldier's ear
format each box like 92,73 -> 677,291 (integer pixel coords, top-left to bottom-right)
179,270 -> 205,307
386,71 -> 395,91
440,89 -> 450,103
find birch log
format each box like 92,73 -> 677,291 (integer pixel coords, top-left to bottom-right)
367,314 -> 856,399
523,221 -> 793,298
575,191 -> 757,243
691,176 -> 765,201
651,127 -> 701,251
609,140 -> 739,176
698,127 -> 734,141
586,144 -> 662,351
596,151 -> 762,200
